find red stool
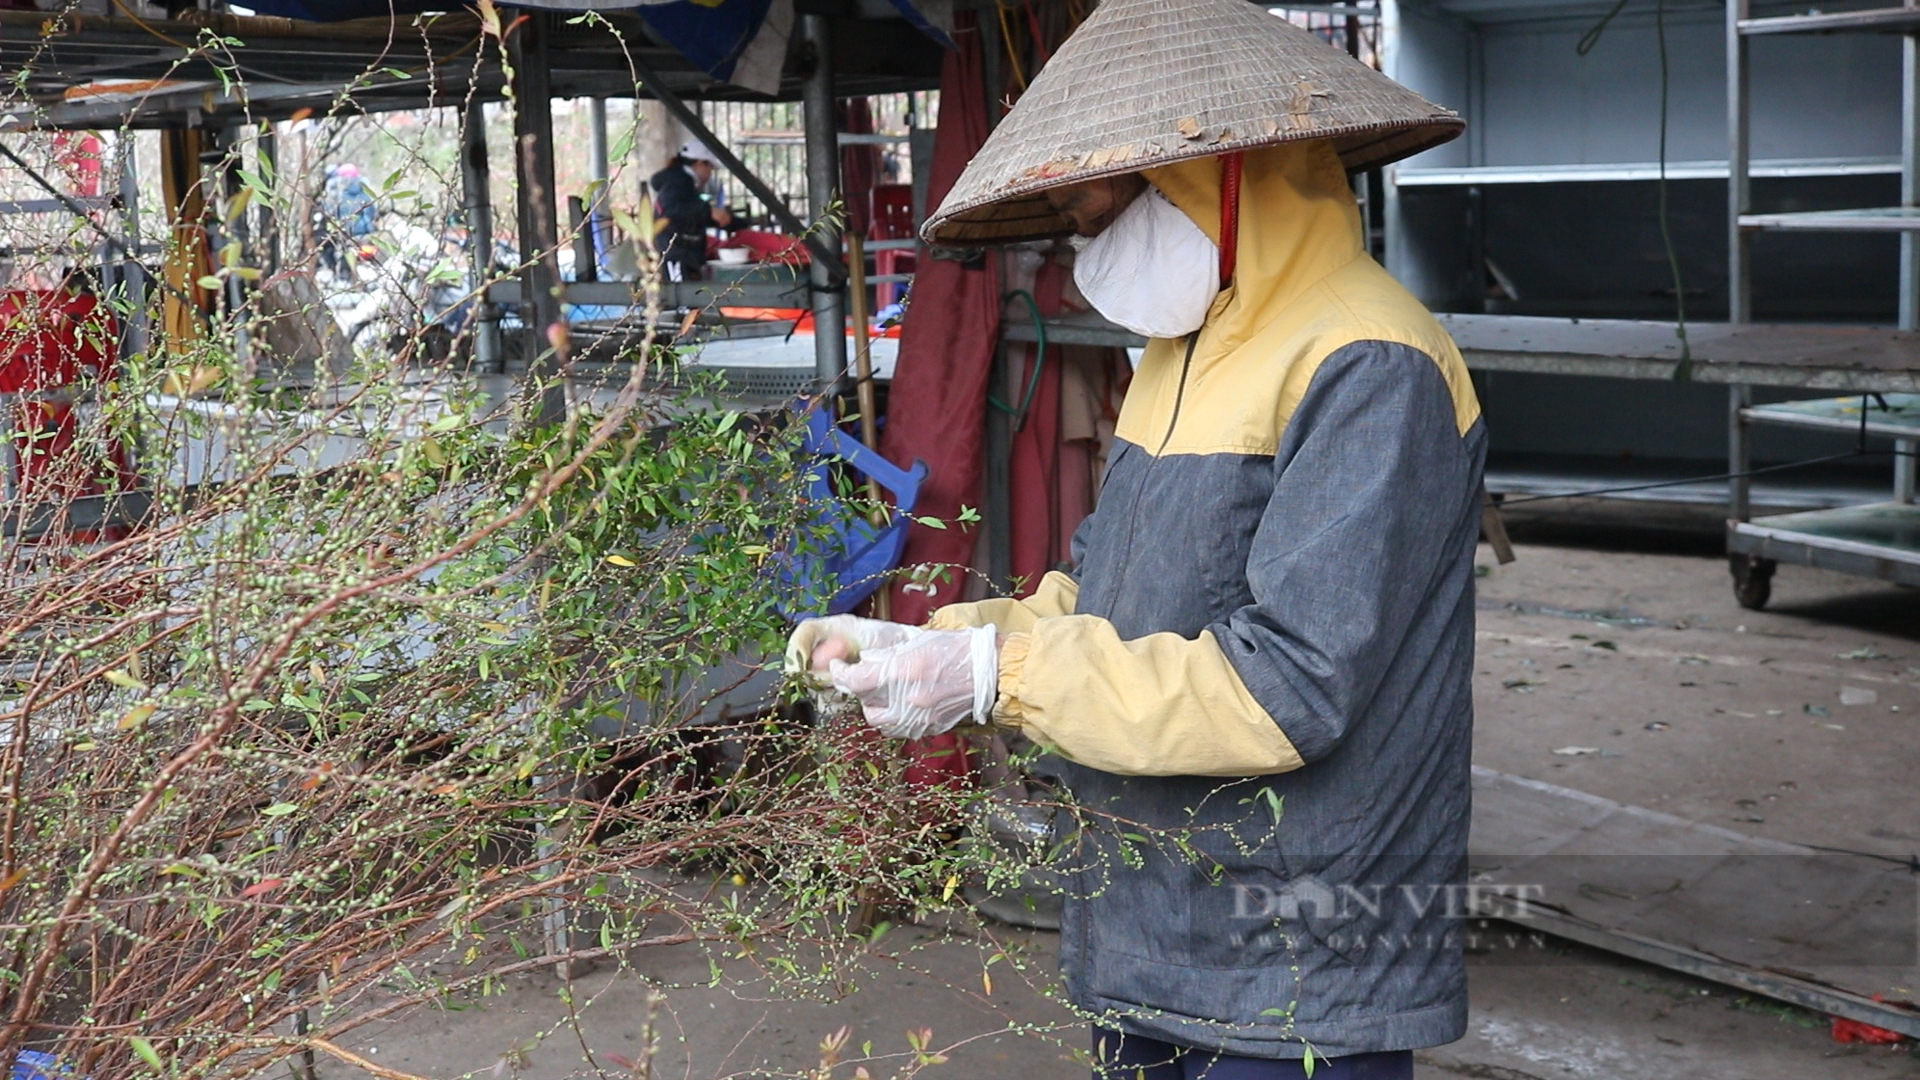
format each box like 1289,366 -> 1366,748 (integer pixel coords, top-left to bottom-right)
868,183 -> 917,311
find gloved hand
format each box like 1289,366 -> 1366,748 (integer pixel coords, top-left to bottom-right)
784,615 -> 921,686
827,625 -> 998,741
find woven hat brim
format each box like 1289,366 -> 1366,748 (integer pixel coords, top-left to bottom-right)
919,0 -> 1464,247
925,118 -> 1462,246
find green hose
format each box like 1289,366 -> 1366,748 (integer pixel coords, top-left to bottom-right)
988,289 -> 1048,431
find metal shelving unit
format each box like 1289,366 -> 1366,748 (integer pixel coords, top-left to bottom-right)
1395,156 -> 1901,186
1726,1 -> 1920,607
1728,394 -> 1920,600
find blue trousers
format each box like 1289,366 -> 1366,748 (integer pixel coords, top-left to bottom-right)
1091,1028 -> 1414,1080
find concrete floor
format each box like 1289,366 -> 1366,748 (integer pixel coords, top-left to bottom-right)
351,521 -> 1920,1080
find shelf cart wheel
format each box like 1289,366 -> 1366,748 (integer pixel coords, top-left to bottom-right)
1729,553 -> 1776,610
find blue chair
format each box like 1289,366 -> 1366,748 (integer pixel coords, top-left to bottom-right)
12,1051 -> 62,1080
784,402 -> 928,617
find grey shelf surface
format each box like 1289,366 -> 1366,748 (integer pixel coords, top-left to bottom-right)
1738,5 -> 1920,34
1728,502 -> 1920,585
1394,157 -> 1899,187
1438,314 -> 1920,391
1742,392 -> 1920,438
487,276 -> 810,310
1487,453 -> 1885,510
1011,314 -> 1920,392
1738,206 -> 1920,232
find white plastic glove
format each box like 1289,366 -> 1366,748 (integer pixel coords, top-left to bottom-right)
784,614 -> 921,686
827,625 -> 999,741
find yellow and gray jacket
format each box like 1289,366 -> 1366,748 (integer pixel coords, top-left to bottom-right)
931,142 -> 1486,1058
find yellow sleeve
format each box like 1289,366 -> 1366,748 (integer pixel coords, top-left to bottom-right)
993,615 -> 1304,777
924,570 -> 1080,634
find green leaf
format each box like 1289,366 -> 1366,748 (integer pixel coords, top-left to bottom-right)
1302,1045 -> 1316,1078
130,1036 -> 164,1072
261,802 -> 299,818
912,515 -> 947,530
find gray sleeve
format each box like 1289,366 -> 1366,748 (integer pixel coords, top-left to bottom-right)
1066,512 -> 1092,583
1208,341 -> 1482,763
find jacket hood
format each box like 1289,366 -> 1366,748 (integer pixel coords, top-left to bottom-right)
1141,140 -> 1364,353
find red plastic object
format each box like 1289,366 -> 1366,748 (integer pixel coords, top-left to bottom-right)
0,289 -> 133,524
1831,1016 -> 1907,1045
869,184 -> 915,240
868,184 -> 918,309
0,289 -> 114,394
717,228 -> 810,266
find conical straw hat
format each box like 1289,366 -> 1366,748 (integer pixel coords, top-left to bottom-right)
923,0 -> 1463,246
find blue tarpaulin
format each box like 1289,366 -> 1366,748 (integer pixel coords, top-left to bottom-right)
637,0 -> 790,95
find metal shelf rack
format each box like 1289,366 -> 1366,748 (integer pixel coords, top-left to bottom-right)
1395,156 -> 1901,187
1728,394 -> 1920,601
1725,0 -> 1920,607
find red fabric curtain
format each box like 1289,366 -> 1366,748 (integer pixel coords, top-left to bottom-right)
881,14 -> 999,790
1006,264 -> 1066,590
881,12 -> 1000,628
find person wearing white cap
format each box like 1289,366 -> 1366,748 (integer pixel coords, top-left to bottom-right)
790,0 -> 1484,1076
649,139 -> 737,282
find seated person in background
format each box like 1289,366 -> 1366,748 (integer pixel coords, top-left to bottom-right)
649,140 -> 735,282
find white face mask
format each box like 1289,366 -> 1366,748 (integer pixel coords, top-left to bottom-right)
1070,187 -> 1220,340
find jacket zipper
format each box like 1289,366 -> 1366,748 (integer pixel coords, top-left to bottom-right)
1157,333 -> 1200,454
1105,333 -> 1202,609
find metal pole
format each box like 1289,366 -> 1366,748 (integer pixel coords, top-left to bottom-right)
1378,0 -> 1410,287
509,12 -> 568,424
587,97 -> 611,275
1728,383 -> 1753,523
1895,3 -> 1918,500
116,132 -> 148,363
257,124 -> 279,276
979,6 -> 1011,587
460,99 -> 503,373
984,339 -> 1013,591
1901,30 -> 1918,331
569,195 -> 596,282
1896,439 -> 1916,503
802,12 -> 846,387
588,98 -> 610,184
1727,0 -> 1751,326
1726,0 -> 1753,538
1891,21 -> 1916,503
211,125 -> 250,372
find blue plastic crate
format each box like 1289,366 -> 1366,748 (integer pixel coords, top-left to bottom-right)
12,1050 -> 62,1080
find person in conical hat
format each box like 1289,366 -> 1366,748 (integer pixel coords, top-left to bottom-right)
790,1 -> 1485,1072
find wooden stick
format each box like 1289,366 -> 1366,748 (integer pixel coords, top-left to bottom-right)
1481,484 -> 1516,565
845,235 -> 891,620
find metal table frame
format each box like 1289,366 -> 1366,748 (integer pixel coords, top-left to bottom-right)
1725,0 -> 1920,607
